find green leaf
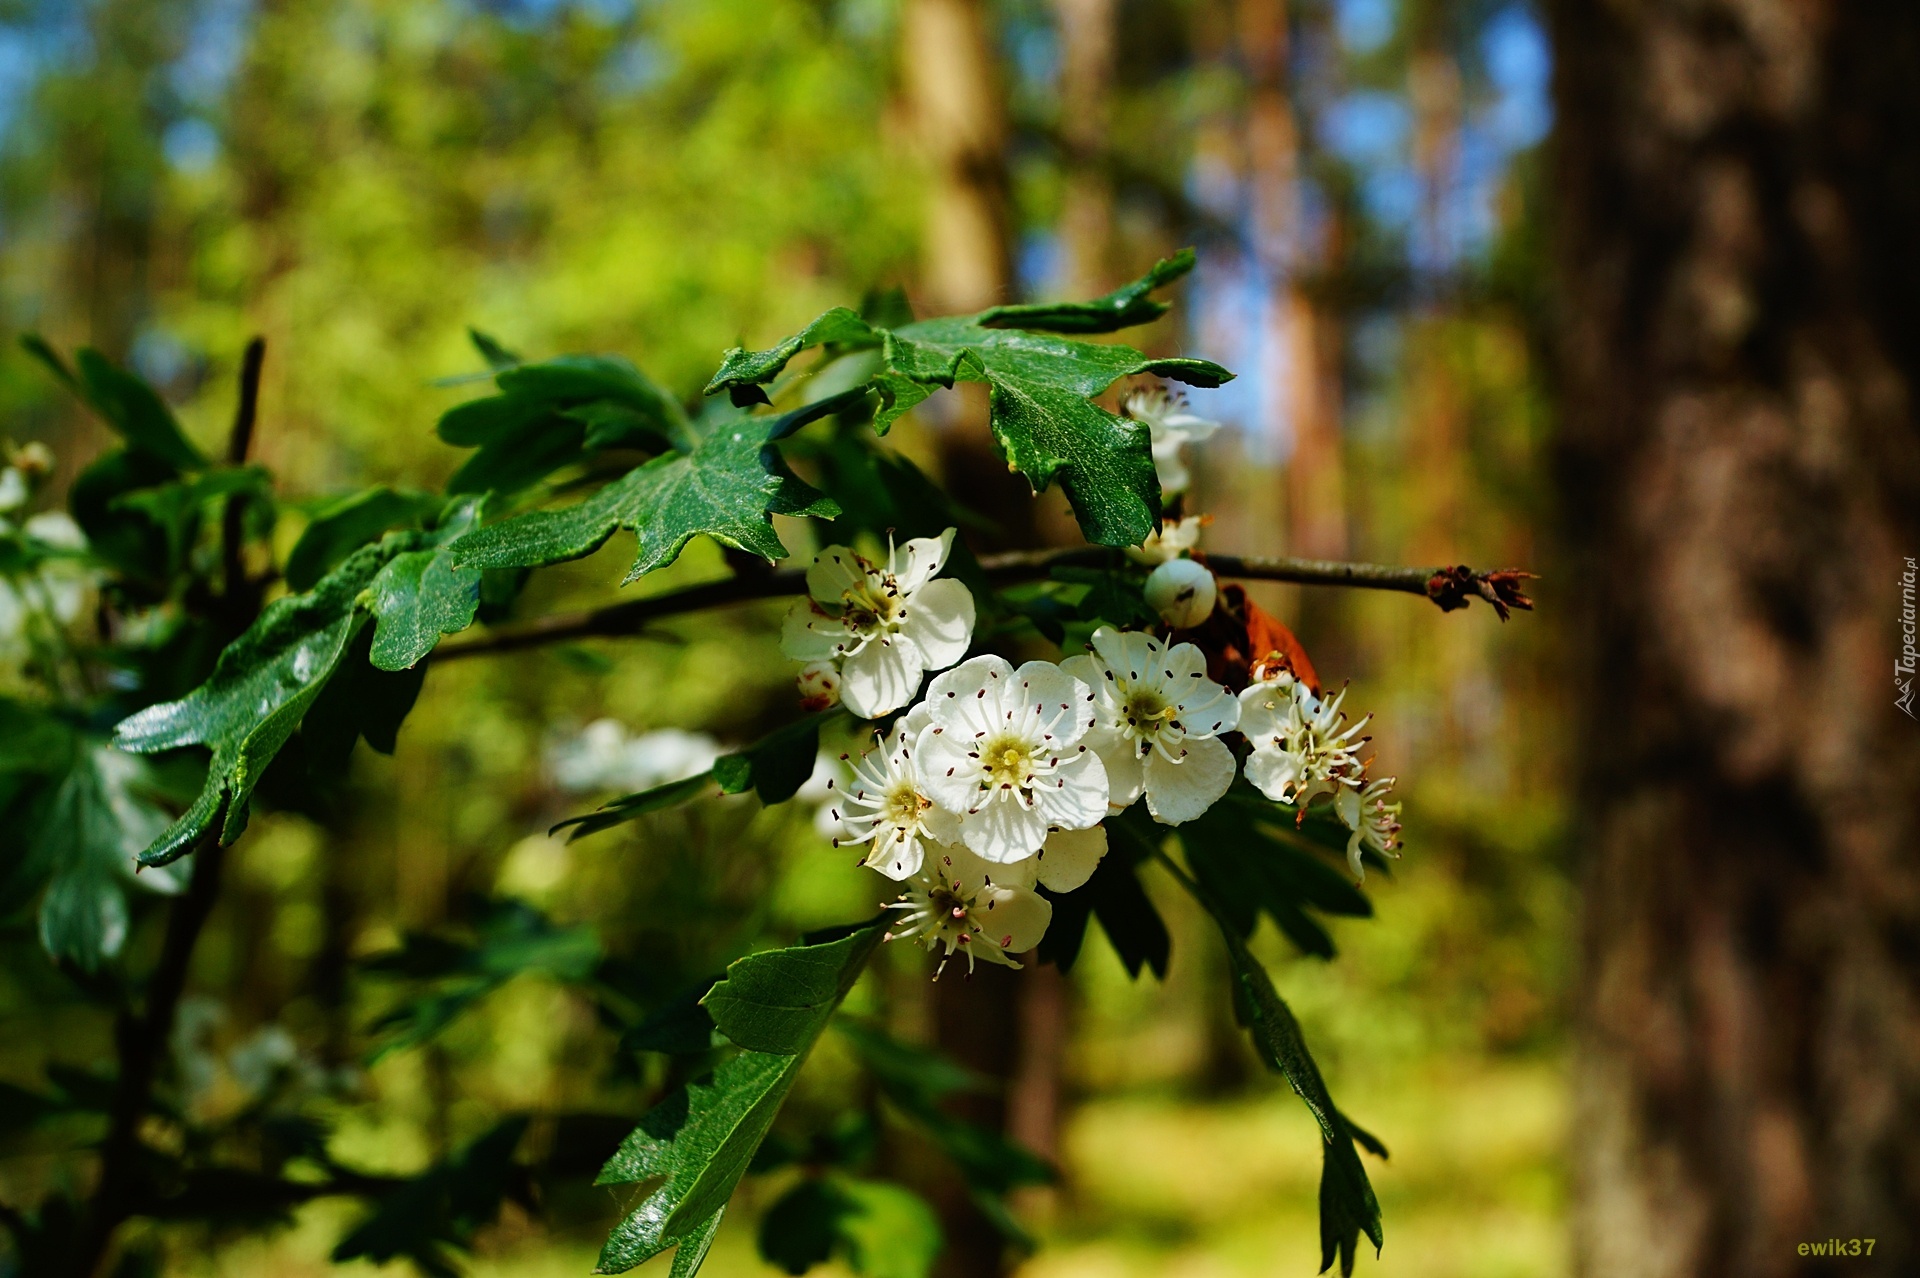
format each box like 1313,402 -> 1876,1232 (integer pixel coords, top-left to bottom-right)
363,897 -> 602,1060
1215,921 -> 1382,1274
975,248 -> 1197,333
361,496 -> 486,670
36,745 -> 184,970
595,923 -> 884,1274
439,354 -> 690,495
1178,787 -> 1371,960
711,712 -> 836,805
451,389 -> 859,584
332,1117 -> 533,1278
22,338 -> 204,475
702,923 -> 884,1054
66,447 -> 184,586
287,486 -> 442,592
112,546 -> 388,866
1041,810 -> 1170,978
839,1021 -> 1051,1199
552,770 -> 715,841
758,1177 -> 940,1278
702,256 -> 1231,548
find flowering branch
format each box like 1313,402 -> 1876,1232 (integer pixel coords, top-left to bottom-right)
435,548 -> 1532,662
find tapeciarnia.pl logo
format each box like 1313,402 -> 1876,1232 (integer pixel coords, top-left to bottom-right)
1900,556 -> 1917,719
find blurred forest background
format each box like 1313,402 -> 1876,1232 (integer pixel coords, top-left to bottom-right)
3,0 -> 1568,1273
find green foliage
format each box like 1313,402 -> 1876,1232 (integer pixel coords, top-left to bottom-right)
0,702 -> 185,970
112,546 -> 382,864
450,388 -> 860,583
331,1118 -> 535,1278
711,711 -> 839,806
757,1175 -> 941,1278
438,352 -> 691,496
594,924 -> 883,1274
362,897 -> 602,1061
838,1020 -> 1054,1217
703,253 -> 1231,547
286,487 -> 441,592
20,338 -> 205,470
552,771 -> 718,841
1178,781 -> 1373,960
1039,809 -> 1172,978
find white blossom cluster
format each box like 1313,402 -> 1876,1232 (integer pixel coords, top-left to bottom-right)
783,526 -> 1403,975
0,445 -> 93,671
1238,672 -> 1403,880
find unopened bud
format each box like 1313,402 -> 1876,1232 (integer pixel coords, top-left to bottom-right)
1144,558 -> 1217,629
797,660 -> 842,711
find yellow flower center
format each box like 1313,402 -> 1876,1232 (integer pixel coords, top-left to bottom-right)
979,735 -> 1034,788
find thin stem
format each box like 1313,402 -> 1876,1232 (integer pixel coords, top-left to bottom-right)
437,546 -> 1530,662
71,341 -> 266,1278
221,337 -> 266,611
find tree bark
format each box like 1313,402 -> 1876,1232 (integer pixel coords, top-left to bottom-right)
1551,1 -> 1920,1274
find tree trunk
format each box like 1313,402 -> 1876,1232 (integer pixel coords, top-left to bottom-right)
900,5 -> 1038,1273
1550,1 -> 1920,1274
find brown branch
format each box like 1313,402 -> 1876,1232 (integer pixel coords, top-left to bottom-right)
436,547 -> 1532,662
72,342 -> 267,1278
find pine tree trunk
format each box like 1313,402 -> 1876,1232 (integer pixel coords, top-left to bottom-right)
1550,1 -> 1920,1273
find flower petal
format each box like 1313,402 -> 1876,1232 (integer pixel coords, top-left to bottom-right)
925,655 -> 1015,733
781,604 -> 856,662
1171,678 -> 1240,738
892,528 -> 955,594
1015,660 -> 1096,743
917,733 -> 981,813
960,794 -> 1050,862
1032,748 -> 1109,829
862,833 -> 925,881
899,577 -> 975,672
1143,734 -> 1236,824
1095,735 -> 1144,810
841,639 -> 926,719
1089,627 -> 1163,683
806,545 -> 874,606
1035,825 -> 1107,893
978,885 -> 1052,955
1242,746 -> 1296,803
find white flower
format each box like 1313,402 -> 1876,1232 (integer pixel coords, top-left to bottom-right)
1128,515 -> 1205,565
547,721 -> 720,794
796,660 -> 841,712
1143,558 -> 1217,629
1237,676 -> 1370,806
883,841 -> 1053,974
0,468 -> 26,514
1123,386 -> 1220,495
829,721 -> 961,880
915,655 -> 1108,863
1061,628 -> 1239,825
1001,824 -> 1109,894
1334,775 -> 1402,882
782,529 -> 976,719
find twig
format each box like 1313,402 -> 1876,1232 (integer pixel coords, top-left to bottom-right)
71,343 -> 266,1278
220,338 -> 266,609
70,840 -> 229,1278
436,547 -> 1532,661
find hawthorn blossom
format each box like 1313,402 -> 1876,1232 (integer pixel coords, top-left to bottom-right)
1061,628 -> 1239,825
1143,557 -> 1217,629
1122,386 -> 1220,495
883,841 -> 1053,975
1237,675 -> 1370,806
996,825 -> 1109,894
782,529 -> 975,719
1334,776 -> 1402,882
915,655 -> 1108,863
1128,515 -> 1205,565
796,661 -> 841,712
829,720 -> 961,880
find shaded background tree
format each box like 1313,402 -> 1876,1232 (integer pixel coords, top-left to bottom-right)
1550,0 -> 1920,1272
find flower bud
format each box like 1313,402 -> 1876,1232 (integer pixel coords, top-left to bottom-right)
1144,557 -> 1217,629
797,660 -> 842,712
